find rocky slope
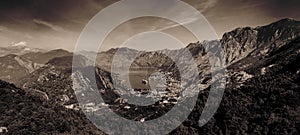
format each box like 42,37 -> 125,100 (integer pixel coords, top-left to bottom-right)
0,54 -> 42,83
170,36 -> 300,134
221,18 -> 300,65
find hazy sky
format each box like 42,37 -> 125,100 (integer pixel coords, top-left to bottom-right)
0,0 -> 299,51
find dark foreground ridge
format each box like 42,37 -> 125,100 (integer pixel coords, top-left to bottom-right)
0,80 -> 105,134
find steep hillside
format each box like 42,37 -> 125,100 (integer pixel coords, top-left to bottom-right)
221,18 -> 300,64
17,55 -> 93,105
0,54 -> 42,83
170,37 -> 300,134
0,80 -> 104,134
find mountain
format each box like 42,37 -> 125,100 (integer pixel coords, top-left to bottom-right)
17,55 -> 89,105
91,18 -> 300,134
0,42 -> 44,57
223,18 -> 300,86
221,18 -> 300,65
0,54 -> 42,83
0,49 -> 72,83
93,19 -> 300,92
156,19 -> 300,134
94,19 -> 300,73
170,37 -> 300,135
21,49 -> 72,64
96,47 -> 140,71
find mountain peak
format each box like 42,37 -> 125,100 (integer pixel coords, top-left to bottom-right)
49,49 -> 70,53
276,18 -> 298,23
261,18 -> 299,28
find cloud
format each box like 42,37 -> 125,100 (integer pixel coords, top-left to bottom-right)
33,19 -> 64,32
155,7 -> 202,31
11,41 -> 27,46
154,0 -> 219,31
156,17 -> 199,31
199,0 -> 219,12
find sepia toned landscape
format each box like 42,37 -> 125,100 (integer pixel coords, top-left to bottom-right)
0,0 -> 299,134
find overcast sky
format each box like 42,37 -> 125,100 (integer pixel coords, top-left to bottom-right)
0,0 -> 299,51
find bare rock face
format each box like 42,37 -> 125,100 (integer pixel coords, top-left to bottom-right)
221,18 -> 300,65
221,27 -> 258,64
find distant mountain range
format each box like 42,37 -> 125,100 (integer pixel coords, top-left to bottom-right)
0,49 -> 72,83
0,18 -> 299,134
0,42 -> 44,57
